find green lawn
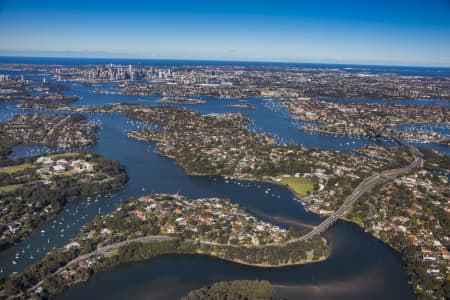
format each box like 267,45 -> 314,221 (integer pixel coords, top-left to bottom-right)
278,177 -> 314,197
49,152 -> 80,159
0,163 -> 32,174
0,184 -> 24,193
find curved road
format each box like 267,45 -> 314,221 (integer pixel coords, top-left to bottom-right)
13,130 -> 424,298
22,236 -> 177,296
286,131 -> 424,243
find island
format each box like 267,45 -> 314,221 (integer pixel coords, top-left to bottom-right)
182,280 -> 280,300
91,89 -> 123,95
12,102 -> 449,299
157,96 -> 206,104
1,60 -> 448,298
1,193 -> 328,299
23,103 -> 395,205
228,103 -> 255,109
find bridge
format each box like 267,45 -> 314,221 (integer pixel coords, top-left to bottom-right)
285,128 -> 424,243
7,128 -> 425,299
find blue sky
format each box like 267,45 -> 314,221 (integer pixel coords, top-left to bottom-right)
0,0 -> 450,66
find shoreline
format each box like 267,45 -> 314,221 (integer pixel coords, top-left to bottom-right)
51,251 -> 328,300
194,246 -> 328,268
16,236 -> 330,298
0,151 -> 129,255
129,136 -> 364,230
157,97 -> 206,104
141,140 -> 430,297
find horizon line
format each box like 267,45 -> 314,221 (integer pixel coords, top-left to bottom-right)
0,54 -> 450,69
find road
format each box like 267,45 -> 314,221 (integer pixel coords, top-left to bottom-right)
23,236 -> 177,296
9,129 -> 424,298
46,115 -> 71,137
285,130 -> 424,243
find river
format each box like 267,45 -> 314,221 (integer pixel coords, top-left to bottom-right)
1,67 -> 447,299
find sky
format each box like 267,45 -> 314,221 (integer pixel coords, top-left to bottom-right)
0,0 -> 450,66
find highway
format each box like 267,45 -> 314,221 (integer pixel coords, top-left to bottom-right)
23,236 -> 177,297
285,130 -> 424,243
9,129 -> 424,298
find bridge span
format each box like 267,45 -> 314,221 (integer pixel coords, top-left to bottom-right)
285,129 -> 424,243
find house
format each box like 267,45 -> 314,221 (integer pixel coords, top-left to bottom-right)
100,228 -> 112,236
161,225 -> 176,233
314,169 -> 327,179
131,210 -> 147,221
52,164 -> 66,173
71,160 -> 93,172
175,217 -> 186,225
56,159 -> 69,165
36,156 -> 54,165
37,167 -> 52,176
251,235 -> 260,246
64,241 -> 80,250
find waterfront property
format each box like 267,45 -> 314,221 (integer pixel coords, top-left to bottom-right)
0,61 -> 448,300
1,193 -> 328,299
0,152 -> 128,252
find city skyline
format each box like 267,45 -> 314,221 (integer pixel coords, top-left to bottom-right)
1,0 -> 450,67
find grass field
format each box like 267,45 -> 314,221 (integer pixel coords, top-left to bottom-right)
0,163 -> 32,174
0,184 -> 24,193
278,177 -> 314,197
49,152 -> 80,159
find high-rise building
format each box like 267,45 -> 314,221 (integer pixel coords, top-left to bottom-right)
129,65 -> 133,80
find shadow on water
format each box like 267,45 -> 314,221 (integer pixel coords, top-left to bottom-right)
61,222 -> 414,300
0,80 -> 427,299
0,112 -> 318,275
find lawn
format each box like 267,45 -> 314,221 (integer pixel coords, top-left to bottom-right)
279,176 -> 314,197
49,152 -> 80,159
0,184 -> 24,194
0,163 -> 32,174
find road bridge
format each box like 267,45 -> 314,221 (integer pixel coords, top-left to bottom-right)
285,129 -> 424,243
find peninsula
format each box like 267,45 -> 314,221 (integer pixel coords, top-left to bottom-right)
0,113 -> 98,161
1,194 -> 328,299
18,102 -> 449,299
0,152 -> 128,252
157,96 -> 206,104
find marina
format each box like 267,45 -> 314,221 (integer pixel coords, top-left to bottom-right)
0,65 -> 447,299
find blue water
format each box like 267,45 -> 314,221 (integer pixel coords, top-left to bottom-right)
0,61 -> 447,299
11,144 -> 59,159
1,56 -> 450,77
64,223 -> 413,300
63,81 -> 449,154
58,83 -> 386,150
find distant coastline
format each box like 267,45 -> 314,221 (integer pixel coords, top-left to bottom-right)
1,56 -> 450,76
